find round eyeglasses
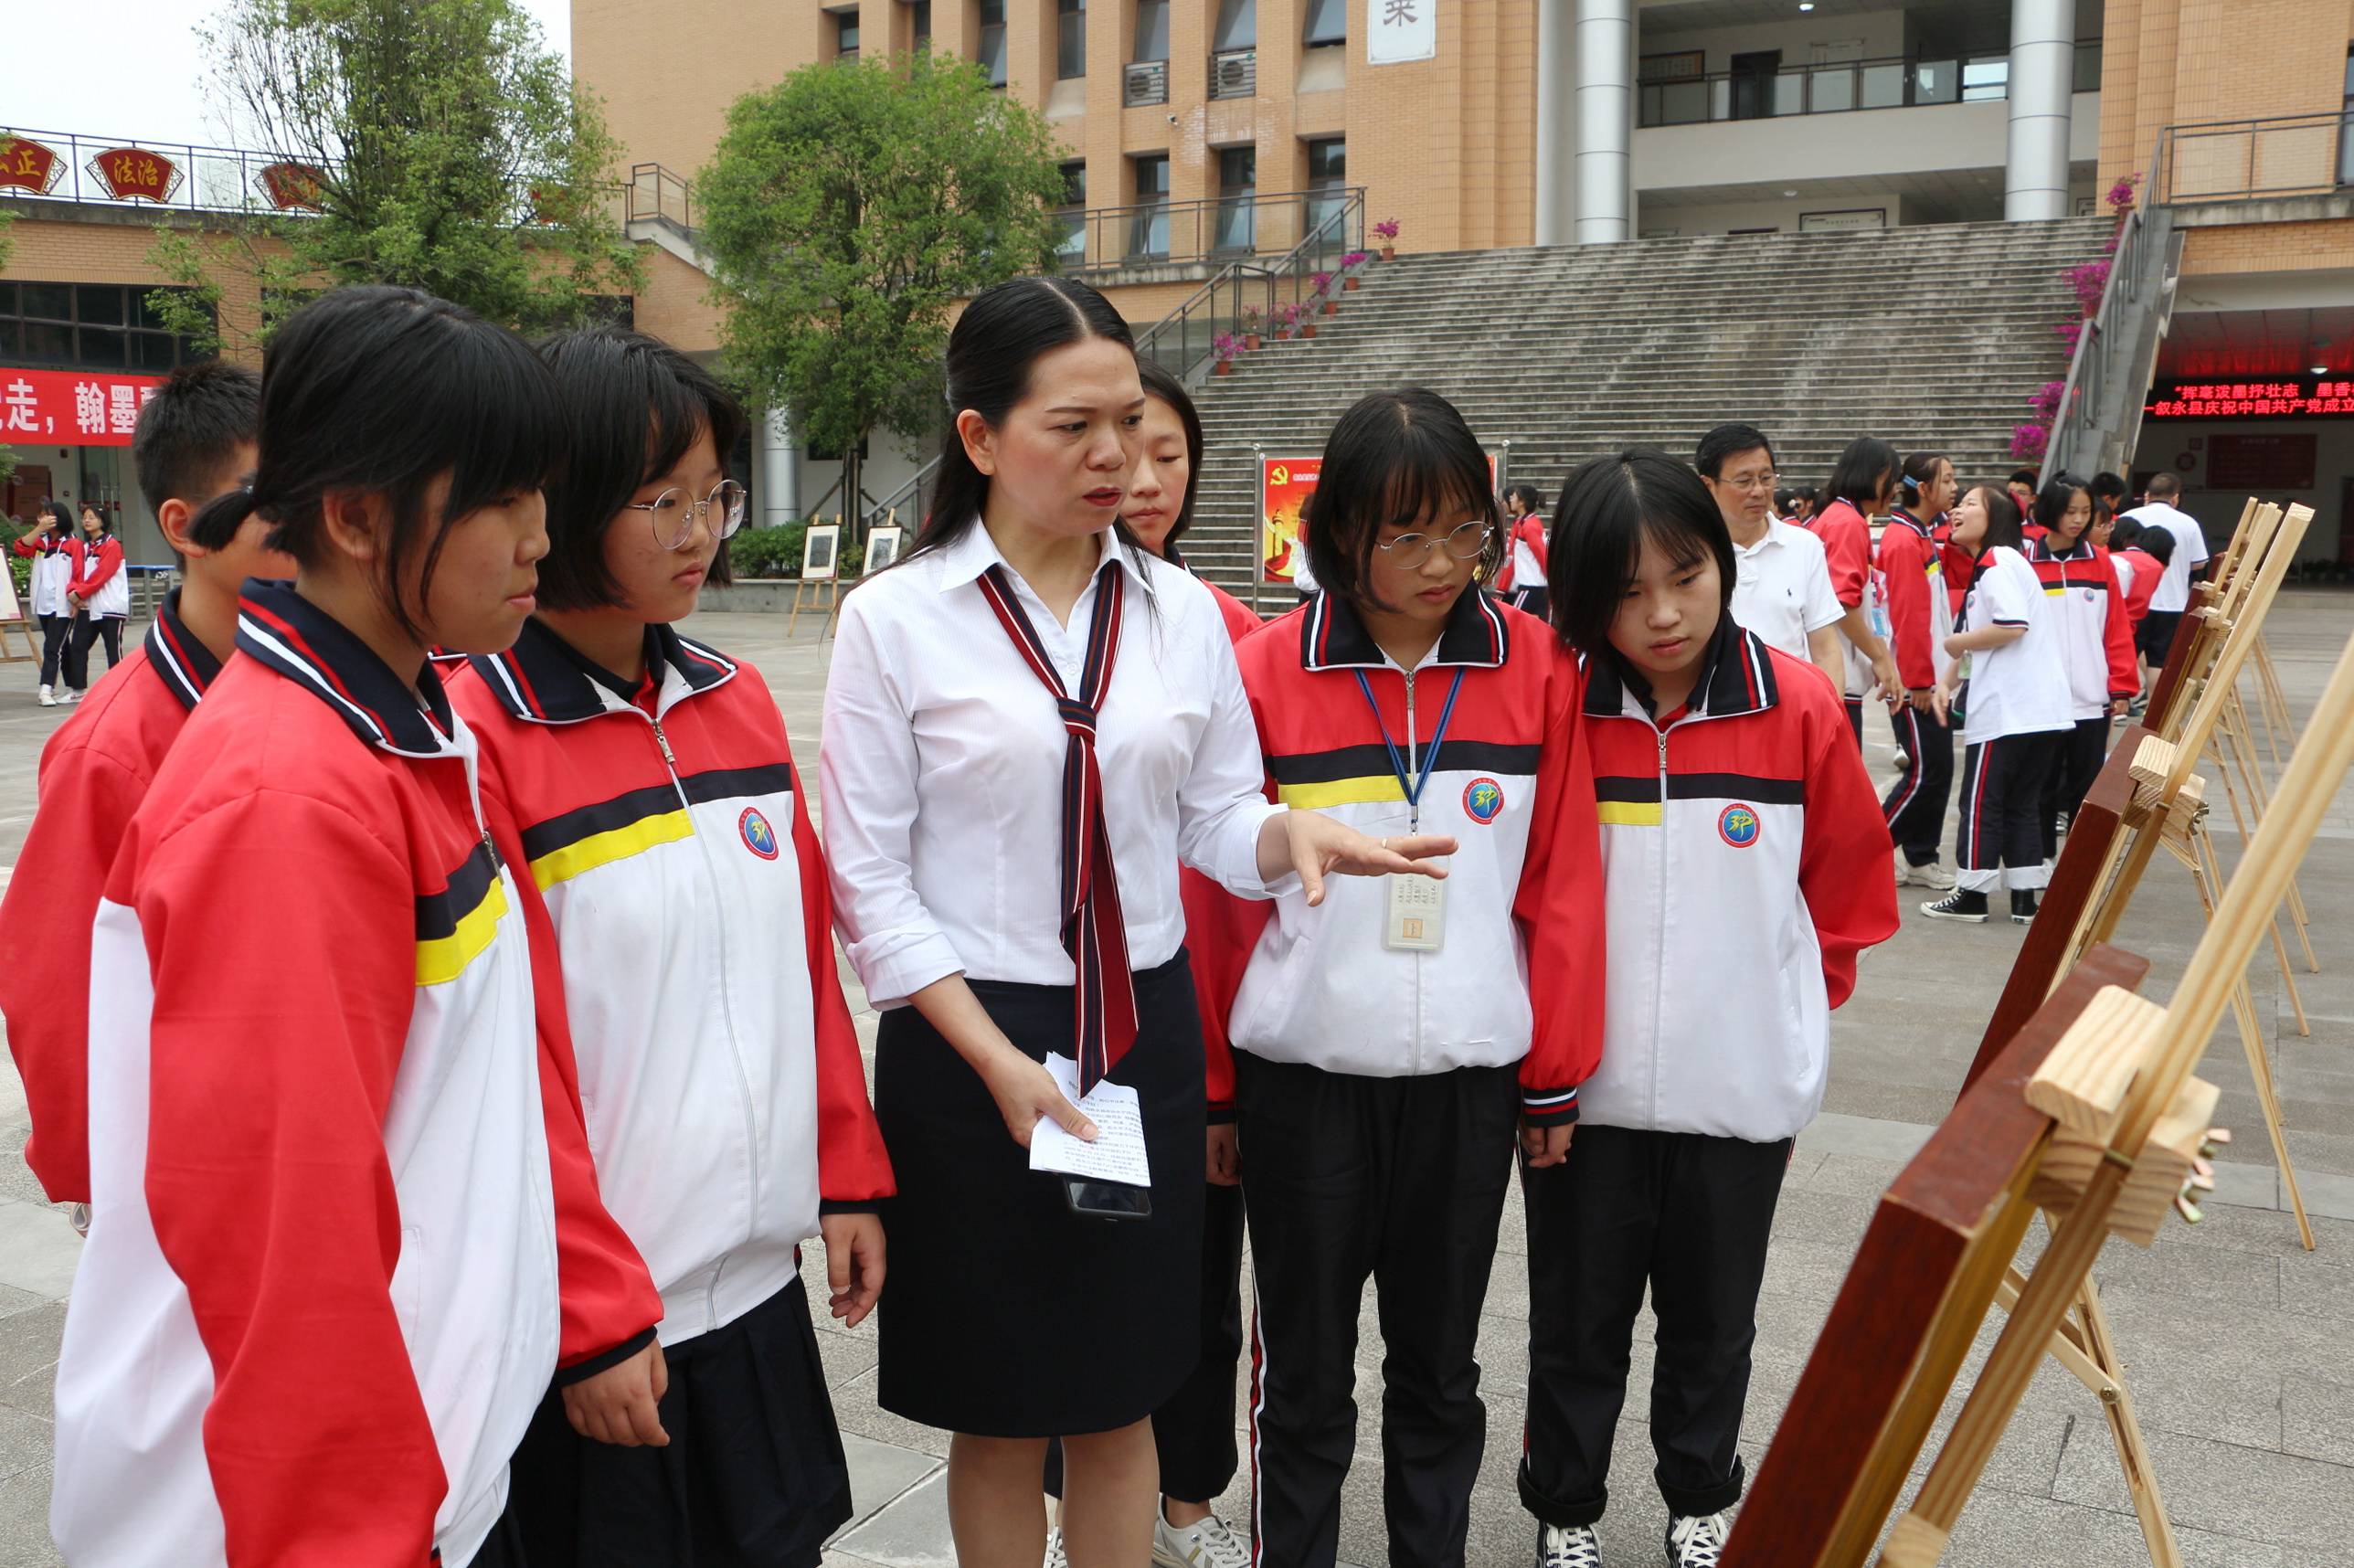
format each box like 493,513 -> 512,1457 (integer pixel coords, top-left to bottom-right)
623,479 -> 748,549
1377,519 -> 1493,570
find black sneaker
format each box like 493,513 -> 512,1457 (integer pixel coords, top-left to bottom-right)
2054,811 -> 2072,841
1664,1510 -> 1730,1567
1536,1522 -> 1603,1568
1922,891 -> 1989,923
2011,890 -> 2040,925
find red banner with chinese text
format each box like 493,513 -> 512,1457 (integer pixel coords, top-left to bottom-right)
85,146 -> 183,204
0,368 -> 166,447
0,137 -> 64,196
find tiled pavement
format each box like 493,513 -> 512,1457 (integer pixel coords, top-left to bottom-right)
0,592 -> 2349,1567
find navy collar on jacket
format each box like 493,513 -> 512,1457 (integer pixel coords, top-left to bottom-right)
470,616 -> 738,726
1582,618 -> 1779,721
1888,506 -> 1936,541
1299,586 -> 1511,673
143,588 -> 223,714
235,578 -> 461,757
2027,534 -> 2096,563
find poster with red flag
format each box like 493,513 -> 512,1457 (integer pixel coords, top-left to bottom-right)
1260,456 -> 1320,583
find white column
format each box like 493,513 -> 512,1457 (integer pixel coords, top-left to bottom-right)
1572,0 -> 1633,244
759,407 -> 801,527
2004,0 -> 2077,221
1534,0 -> 1576,246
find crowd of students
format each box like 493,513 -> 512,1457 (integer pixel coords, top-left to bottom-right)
0,270 -> 2216,1568
10,495 -> 133,706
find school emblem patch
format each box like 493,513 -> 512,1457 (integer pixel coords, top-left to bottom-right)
1462,778 -> 1505,824
1718,803 -> 1762,848
738,806 -> 780,860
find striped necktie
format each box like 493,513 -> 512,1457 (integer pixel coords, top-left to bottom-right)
976,563 -> 1139,1097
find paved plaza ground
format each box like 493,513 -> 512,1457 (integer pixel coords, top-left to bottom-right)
0,592 -> 2348,1566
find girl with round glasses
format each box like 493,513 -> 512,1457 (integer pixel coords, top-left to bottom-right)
450,325 -> 894,1568
1194,387 -> 1605,1568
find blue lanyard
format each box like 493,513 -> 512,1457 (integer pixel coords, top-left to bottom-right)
1352,667 -> 1467,831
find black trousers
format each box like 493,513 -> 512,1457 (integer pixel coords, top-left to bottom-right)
1956,732 -> 2060,893
1044,1177 -> 1247,1505
1843,695 -> 1864,747
1509,586 -> 1550,621
66,614 -> 122,690
2136,609 -> 2183,668
1520,1125 -> 1791,1529
467,1504 -> 531,1568
1882,704 -> 1955,864
36,613 -> 69,687
2041,716 -> 2112,855
1237,1054 -> 1519,1568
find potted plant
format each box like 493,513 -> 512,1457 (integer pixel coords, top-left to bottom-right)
1373,217 -> 1400,260
1213,333 -> 1243,375
1274,301 -> 1304,339
1295,299 -> 1317,339
1340,251 -> 1370,290
1240,305 -> 1264,351
1312,271 -> 1338,314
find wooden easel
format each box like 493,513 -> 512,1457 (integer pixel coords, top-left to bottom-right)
786,515 -> 843,638
1723,621 -> 2354,1567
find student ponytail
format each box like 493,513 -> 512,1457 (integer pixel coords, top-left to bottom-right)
909,275 -> 1141,562
187,486 -> 261,553
1897,450 -> 1946,511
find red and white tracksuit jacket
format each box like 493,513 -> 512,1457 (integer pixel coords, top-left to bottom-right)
451,619 -> 894,1349
1193,589 -> 1605,1125
1581,624 -> 1898,1142
1806,498 -> 1877,697
1497,515 -> 1549,594
2114,546 -> 2163,624
66,533 -> 129,618
1876,507 -> 1956,691
1935,520 -> 1973,622
0,593 -> 219,1206
2024,536 -> 2139,719
13,534 -> 73,619
50,581 -> 650,1568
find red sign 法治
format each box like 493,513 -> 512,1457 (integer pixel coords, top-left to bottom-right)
85,146 -> 182,204
0,367 -> 168,448
259,160 -> 325,210
0,136 -> 63,196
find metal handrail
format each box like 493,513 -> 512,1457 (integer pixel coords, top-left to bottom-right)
2153,111 -> 2349,204
626,164 -> 694,235
1635,40 -> 2099,128
1132,186 -> 1365,386
1061,185 -> 1366,274
0,125 -> 327,216
2044,134 -> 2178,479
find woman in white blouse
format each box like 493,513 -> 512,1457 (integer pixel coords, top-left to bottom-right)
821,277 -> 1447,1568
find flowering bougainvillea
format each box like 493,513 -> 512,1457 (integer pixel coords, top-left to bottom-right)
2030,379 -> 2066,420
2009,422 -> 2050,461
2067,260 -> 2111,315
2105,172 -> 2141,217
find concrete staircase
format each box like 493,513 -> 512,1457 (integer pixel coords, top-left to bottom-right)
1183,217 -> 2118,597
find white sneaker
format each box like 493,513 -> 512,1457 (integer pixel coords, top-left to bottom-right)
1044,1526 -> 1068,1568
1899,860 -> 1957,891
1664,1510 -> 1731,1568
58,687 -> 80,705
1153,1509 -> 1250,1568
36,685 -> 53,706
1538,1521 -> 1604,1568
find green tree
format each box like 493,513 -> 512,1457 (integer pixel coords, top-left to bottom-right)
696,52 -> 1069,528
148,0 -> 640,351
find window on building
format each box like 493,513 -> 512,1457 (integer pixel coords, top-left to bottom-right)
1058,0 -> 1086,78
1057,161 -> 1088,264
2341,49 -> 2354,186
833,9 -> 860,60
1304,137 -> 1346,238
978,0 -> 1007,84
1129,154 -> 1171,259
1133,0 -> 1170,62
1214,146 -> 1257,253
1214,0 -> 1256,49
1301,0 -> 1345,48
910,0 -> 931,48
0,281 -> 212,372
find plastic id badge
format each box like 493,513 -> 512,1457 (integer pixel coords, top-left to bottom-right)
1386,873 -> 1446,951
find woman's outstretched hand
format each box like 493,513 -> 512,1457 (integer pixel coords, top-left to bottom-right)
1261,809 -> 1456,907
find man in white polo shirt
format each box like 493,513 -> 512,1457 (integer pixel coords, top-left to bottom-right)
1696,423 -> 1845,694
2120,472 -> 2211,672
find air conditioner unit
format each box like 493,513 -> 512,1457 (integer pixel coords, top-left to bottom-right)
1124,60 -> 1169,106
1211,50 -> 1256,98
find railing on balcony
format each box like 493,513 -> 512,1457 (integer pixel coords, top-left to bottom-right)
1636,40 -> 2099,128
2044,163 -> 2179,482
1060,185 -> 1363,273
2153,111 -> 2352,205
1123,58 -> 1171,108
626,164 -> 694,237
1209,48 -> 1257,101
0,125 -> 330,216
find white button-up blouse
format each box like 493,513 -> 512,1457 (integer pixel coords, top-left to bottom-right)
820,521 -> 1288,1008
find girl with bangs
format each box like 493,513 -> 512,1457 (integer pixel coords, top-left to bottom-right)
449,327 -> 893,1568
1522,450 -> 1894,1568
1196,387 -> 1605,1568
48,285 -> 621,1567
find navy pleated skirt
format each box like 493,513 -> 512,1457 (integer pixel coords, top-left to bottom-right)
874,952 -> 1206,1437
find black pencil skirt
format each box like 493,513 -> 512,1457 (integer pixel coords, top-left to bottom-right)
874,952 -> 1206,1438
